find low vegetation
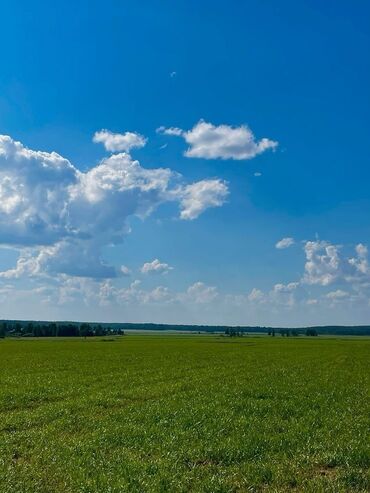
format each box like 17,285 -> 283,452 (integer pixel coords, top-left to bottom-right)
0,335 -> 368,492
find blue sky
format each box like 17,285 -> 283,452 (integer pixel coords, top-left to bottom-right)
0,0 -> 369,325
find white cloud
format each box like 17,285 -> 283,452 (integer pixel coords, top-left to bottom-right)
51,277 -> 175,308
270,282 -> 299,307
0,135 -> 228,279
185,282 -> 218,304
254,172 -> 262,177
0,135 -> 76,247
0,251 -> 40,279
178,179 -> 228,220
34,277 -> 221,308
116,280 -> 142,304
158,120 -> 278,160
141,259 -> 173,275
247,282 -> 299,308
144,286 -> 172,303
2,230 -> 370,325
349,243 -> 369,275
120,265 -> 131,276
157,126 -> 183,136
297,240 -> 370,307
306,298 -> 318,305
93,129 -> 147,152
276,237 -> 295,249
303,241 -> 340,286
326,289 -> 349,299
4,235 -> 370,320
273,282 -> 299,293
0,241 -> 119,279
248,288 -> 265,303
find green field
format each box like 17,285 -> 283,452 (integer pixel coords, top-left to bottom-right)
0,336 -> 369,492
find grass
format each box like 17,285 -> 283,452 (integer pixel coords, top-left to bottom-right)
0,335 -> 369,492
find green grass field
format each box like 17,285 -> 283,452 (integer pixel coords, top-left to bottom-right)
0,335 -> 369,492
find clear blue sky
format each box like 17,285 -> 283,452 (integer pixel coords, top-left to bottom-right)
0,0 -> 369,325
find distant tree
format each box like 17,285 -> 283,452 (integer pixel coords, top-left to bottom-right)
95,324 -> 106,336
0,322 -> 5,338
27,322 -> 34,336
79,323 -> 93,338
306,328 -> 318,337
57,324 -> 78,337
267,329 -> 271,336
291,330 -> 299,337
272,329 -> 275,337
33,324 -> 42,337
225,328 -> 243,337
67,324 -> 79,337
14,322 -> 22,335
48,323 -> 57,337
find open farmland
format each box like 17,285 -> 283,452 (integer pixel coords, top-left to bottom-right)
0,335 -> 369,492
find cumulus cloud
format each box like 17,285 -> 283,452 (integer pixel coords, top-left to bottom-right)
276,237 -> 295,249
246,239 -> 370,310
145,286 -> 172,302
0,250 -> 41,279
33,276 -> 218,308
248,288 -> 265,303
349,243 -> 369,275
247,282 -> 300,308
141,259 -> 173,275
326,289 -> 349,299
0,241 -> 119,279
3,236 -> 370,318
120,265 -> 131,276
185,282 -> 218,304
0,135 -> 228,279
270,282 -> 299,307
303,241 -> 341,286
93,129 -> 147,152
0,135 -> 76,246
177,179 -> 228,220
298,240 -> 370,309
157,120 -> 278,160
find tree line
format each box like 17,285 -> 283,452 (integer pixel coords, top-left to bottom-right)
224,328 -> 318,337
0,321 -> 124,338
1,319 -> 369,338
266,328 -> 318,337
